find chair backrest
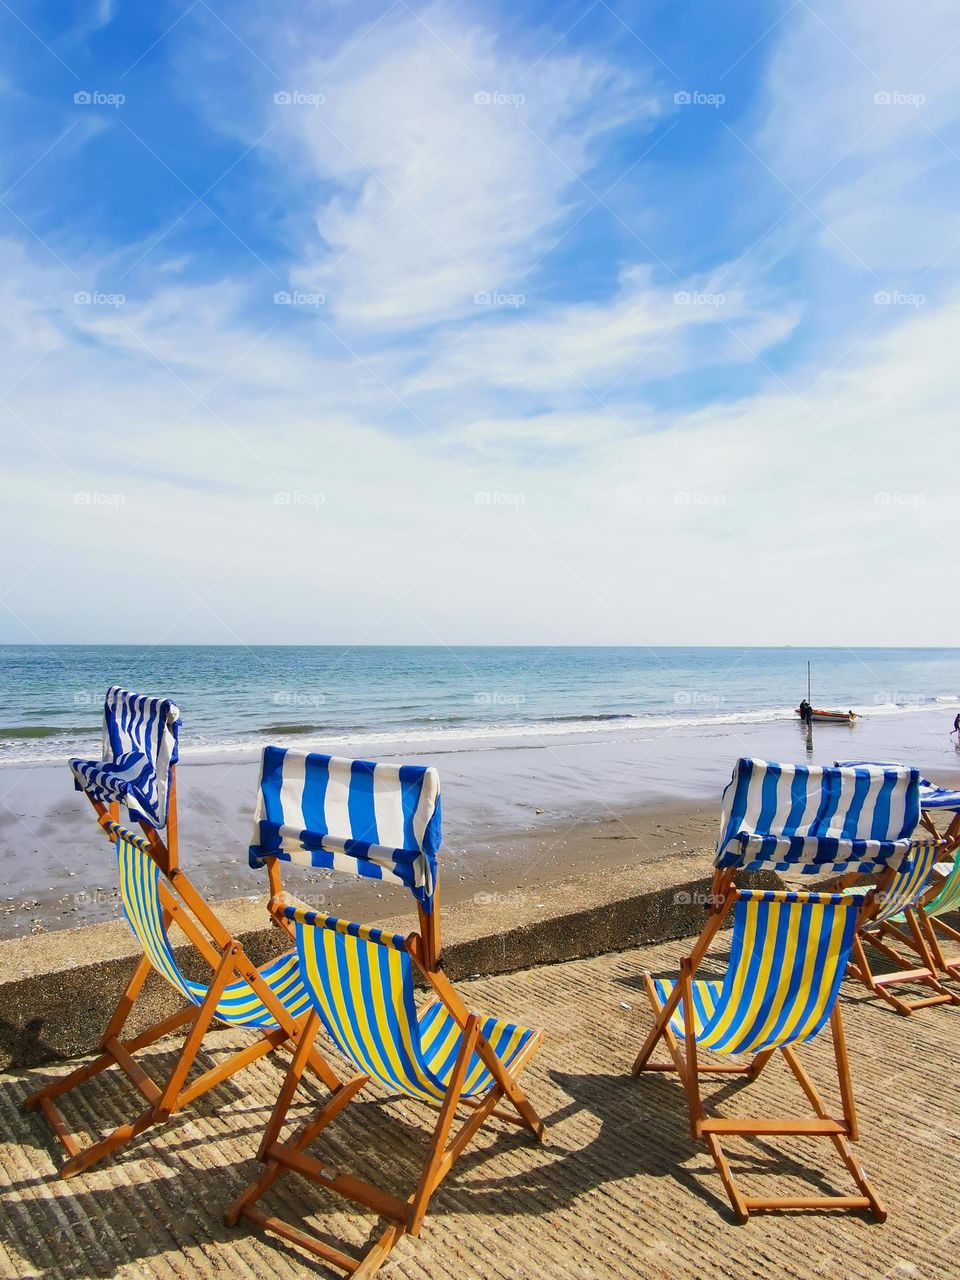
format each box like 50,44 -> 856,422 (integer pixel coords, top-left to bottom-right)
286,905 -> 448,1103
715,759 -> 920,875
70,686 -> 181,829
836,761 -> 960,811
698,889 -> 858,1055
872,841 -> 939,922
249,746 -> 441,912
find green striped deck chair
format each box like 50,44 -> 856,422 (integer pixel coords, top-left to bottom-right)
226,747 -> 545,1279
634,759 -> 924,1222
24,690 -> 341,1179
911,848 -> 960,981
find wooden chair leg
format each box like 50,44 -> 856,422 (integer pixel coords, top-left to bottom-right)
408,1015 -> 479,1236
155,944 -> 237,1120
256,1009 -> 322,1160
680,960 -> 704,1140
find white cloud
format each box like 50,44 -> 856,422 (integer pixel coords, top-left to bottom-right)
271,6 -> 655,329
413,264 -> 798,400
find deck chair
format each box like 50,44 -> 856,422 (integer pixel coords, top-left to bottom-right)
839,761 -> 960,987
24,688 -> 343,1178
225,746 -> 546,1278
633,758 -> 923,1222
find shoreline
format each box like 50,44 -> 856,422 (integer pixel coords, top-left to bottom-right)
2,706 -> 959,940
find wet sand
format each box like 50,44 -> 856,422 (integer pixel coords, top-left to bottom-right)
1,707 -> 958,938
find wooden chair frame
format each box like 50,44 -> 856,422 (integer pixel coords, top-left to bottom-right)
225,859 -> 546,1278
632,866 -> 893,1223
24,774 -> 344,1179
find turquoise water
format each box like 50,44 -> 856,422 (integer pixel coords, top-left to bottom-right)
1,644 -> 959,762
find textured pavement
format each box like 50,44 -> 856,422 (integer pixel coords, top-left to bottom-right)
1,935 -> 957,1280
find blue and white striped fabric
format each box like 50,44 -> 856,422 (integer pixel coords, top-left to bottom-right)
715,759 -> 920,875
836,761 -> 960,812
249,747 -> 441,911
69,687 -> 181,829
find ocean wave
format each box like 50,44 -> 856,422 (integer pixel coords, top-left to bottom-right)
3,695 -> 959,765
0,724 -> 96,740
540,712 -> 636,723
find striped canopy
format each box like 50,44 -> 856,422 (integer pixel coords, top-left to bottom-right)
715,758 -> 920,874
836,761 -> 960,812
248,746 -> 441,910
69,686 -> 181,829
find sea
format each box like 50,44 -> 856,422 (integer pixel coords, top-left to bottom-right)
2,644 -> 960,764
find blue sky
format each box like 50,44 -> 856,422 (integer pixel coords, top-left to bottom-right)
1,1 -> 958,644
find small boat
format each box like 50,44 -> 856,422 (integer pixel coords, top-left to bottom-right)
796,706 -> 858,725
796,662 -> 857,725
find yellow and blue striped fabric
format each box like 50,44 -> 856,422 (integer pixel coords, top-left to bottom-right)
890,847 -> 960,925
715,759 -> 920,875
843,841 -> 938,923
289,909 -> 536,1103
116,834 -> 311,1029
653,889 -> 858,1055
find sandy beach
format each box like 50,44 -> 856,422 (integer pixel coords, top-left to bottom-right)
2,705 -> 958,940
